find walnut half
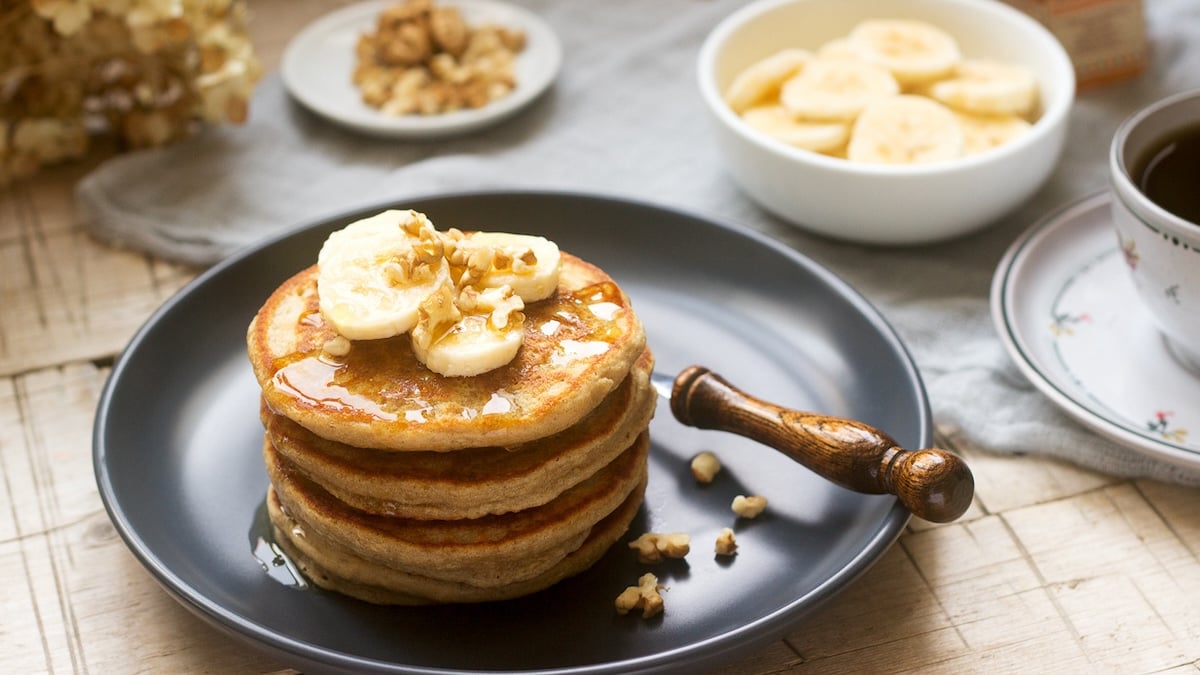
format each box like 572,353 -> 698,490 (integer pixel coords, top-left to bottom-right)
731,495 -> 768,519
614,573 -> 665,619
628,532 -> 691,564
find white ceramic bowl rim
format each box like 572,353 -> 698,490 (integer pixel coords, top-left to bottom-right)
697,0 -> 1076,177
1109,87 -> 1200,237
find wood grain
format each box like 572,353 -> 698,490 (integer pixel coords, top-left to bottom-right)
670,365 -> 974,523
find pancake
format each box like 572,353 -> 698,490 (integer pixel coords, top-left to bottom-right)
247,253 -> 647,452
265,432 -> 650,588
264,349 -> 656,519
268,473 -> 647,605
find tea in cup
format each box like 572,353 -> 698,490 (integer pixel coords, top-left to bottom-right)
1109,89 -> 1200,373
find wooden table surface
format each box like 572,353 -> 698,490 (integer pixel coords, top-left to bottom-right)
4,1 -> 1199,672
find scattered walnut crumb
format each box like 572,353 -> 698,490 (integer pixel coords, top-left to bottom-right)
714,527 -> 738,556
353,0 -> 526,116
689,451 -> 721,483
614,573 -> 665,618
732,495 -> 768,519
628,532 -> 691,563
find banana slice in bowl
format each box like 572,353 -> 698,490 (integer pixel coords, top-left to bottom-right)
846,19 -> 961,87
741,105 -> 850,152
847,95 -> 964,164
723,48 -> 812,113
779,59 -> 900,122
928,59 -> 1039,118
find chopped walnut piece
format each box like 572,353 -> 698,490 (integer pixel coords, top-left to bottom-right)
322,335 -> 352,357
614,573 -> 665,619
429,6 -> 468,56
411,283 -> 462,350
628,532 -> 691,564
379,22 -> 433,66
714,527 -> 738,556
732,495 -> 768,519
457,285 -> 524,330
690,451 -> 721,483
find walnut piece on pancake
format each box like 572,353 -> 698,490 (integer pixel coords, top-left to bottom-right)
353,0 -> 526,116
732,495 -> 768,519
628,532 -> 691,564
714,527 -> 738,557
321,335 -> 352,357
615,573 -> 665,619
689,450 -> 721,483
315,209 -> 560,377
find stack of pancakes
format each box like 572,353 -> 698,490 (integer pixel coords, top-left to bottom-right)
246,249 -> 653,604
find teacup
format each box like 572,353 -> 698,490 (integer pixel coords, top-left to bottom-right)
1109,89 -> 1200,374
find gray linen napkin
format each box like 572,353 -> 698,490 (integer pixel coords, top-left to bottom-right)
78,0 -> 1200,485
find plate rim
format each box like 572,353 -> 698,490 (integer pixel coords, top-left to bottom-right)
94,189 -> 921,674
279,0 -> 564,139
990,190 -> 1200,468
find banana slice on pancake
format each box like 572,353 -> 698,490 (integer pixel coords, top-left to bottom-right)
411,284 -> 526,378
928,59 -> 1039,118
457,232 -> 561,302
847,94 -> 964,164
723,48 -> 811,114
317,210 -> 451,341
415,231 -> 561,377
316,210 -> 563,377
779,59 -> 900,122
847,19 -> 961,87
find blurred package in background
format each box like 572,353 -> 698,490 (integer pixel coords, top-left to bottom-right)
0,0 -> 262,183
1003,0 -> 1148,89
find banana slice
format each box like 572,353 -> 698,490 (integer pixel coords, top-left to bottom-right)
779,59 -> 899,122
317,210 -> 451,341
847,19 -> 961,87
815,38 -> 862,61
929,59 -> 1039,118
954,111 -> 1032,155
740,104 -> 850,153
460,231 -> 561,302
847,94 -> 964,164
410,284 -> 525,377
723,48 -> 812,114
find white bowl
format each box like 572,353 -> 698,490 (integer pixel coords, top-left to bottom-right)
697,0 -> 1075,245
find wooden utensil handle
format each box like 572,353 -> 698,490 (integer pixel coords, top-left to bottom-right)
670,366 -> 973,523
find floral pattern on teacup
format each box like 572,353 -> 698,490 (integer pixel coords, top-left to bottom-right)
1120,235 -> 1138,270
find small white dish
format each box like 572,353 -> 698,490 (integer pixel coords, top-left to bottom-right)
992,192 -> 1200,468
281,0 -> 562,139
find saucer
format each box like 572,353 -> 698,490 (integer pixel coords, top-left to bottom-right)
281,0 -> 562,139
992,191 -> 1200,468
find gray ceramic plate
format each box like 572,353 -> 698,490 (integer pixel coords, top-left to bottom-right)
94,191 -> 925,674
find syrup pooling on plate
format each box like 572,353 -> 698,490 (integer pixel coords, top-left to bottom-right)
248,499 -> 307,589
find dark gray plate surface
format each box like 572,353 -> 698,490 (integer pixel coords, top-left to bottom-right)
94,191 -> 926,674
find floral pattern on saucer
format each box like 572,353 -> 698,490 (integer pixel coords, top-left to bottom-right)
1147,410 -> 1188,444
1048,246 -> 1198,455
993,192 -> 1200,469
